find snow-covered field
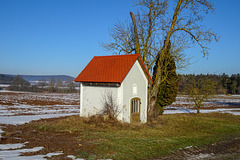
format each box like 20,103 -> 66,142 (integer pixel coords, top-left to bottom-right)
0,91 -> 80,125
0,91 -> 239,159
166,95 -> 240,115
0,91 -> 80,160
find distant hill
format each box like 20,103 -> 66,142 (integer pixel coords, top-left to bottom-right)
20,75 -> 74,82
0,74 -> 75,84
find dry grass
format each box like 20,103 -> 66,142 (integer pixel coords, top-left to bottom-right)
26,113 -> 240,159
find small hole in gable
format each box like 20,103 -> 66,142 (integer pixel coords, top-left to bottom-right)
133,84 -> 137,95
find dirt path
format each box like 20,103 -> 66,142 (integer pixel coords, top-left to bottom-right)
158,138 -> 240,160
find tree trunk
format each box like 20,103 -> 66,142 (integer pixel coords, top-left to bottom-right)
148,0 -> 183,121
130,12 -> 140,54
197,107 -> 200,114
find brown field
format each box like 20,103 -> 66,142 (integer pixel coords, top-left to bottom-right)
0,92 -> 79,106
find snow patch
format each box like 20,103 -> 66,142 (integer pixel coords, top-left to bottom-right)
45,151 -> 64,157
0,127 -> 3,138
0,146 -> 64,159
0,113 -> 79,125
0,143 -> 25,150
0,146 -> 44,159
188,153 -> 213,160
67,155 -> 85,160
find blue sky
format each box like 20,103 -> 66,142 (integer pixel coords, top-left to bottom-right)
0,0 -> 239,77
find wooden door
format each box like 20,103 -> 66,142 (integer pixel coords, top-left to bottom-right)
130,98 -> 140,123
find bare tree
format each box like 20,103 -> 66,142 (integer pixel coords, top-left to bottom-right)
38,79 -> 47,89
48,78 -> 56,92
100,0 -> 189,73
56,79 -> 63,92
186,77 -> 215,114
101,0 -> 218,120
146,0 -> 218,119
67,81 -> 76,93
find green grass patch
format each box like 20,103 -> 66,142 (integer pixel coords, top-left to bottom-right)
31,113 -> 240,159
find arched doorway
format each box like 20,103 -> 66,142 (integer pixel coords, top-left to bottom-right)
130,98 -> 141,123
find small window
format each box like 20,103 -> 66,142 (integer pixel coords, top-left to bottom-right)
133,84 -> 137,95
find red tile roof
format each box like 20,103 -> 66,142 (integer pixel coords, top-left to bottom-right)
74,54 -> 153,84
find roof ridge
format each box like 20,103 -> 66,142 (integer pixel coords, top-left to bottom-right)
94,54 -> 140,58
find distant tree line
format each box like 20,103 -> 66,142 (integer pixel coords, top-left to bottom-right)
178,74 -> 240,95
0,74 -> 14,84
8,76 -> 31,91
46,78 -> 77,93
8,75 -> 78,93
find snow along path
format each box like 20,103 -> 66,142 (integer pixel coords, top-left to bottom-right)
165,107 -> 240,115
0,113 -> 79,125
0,147 -> 64,160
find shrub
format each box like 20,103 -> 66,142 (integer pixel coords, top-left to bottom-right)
100,90 -> 120,120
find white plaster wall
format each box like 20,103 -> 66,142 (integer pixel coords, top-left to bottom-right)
80,83 -> 83,116
121,60 -> 148,123
80,85 -> 123,120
